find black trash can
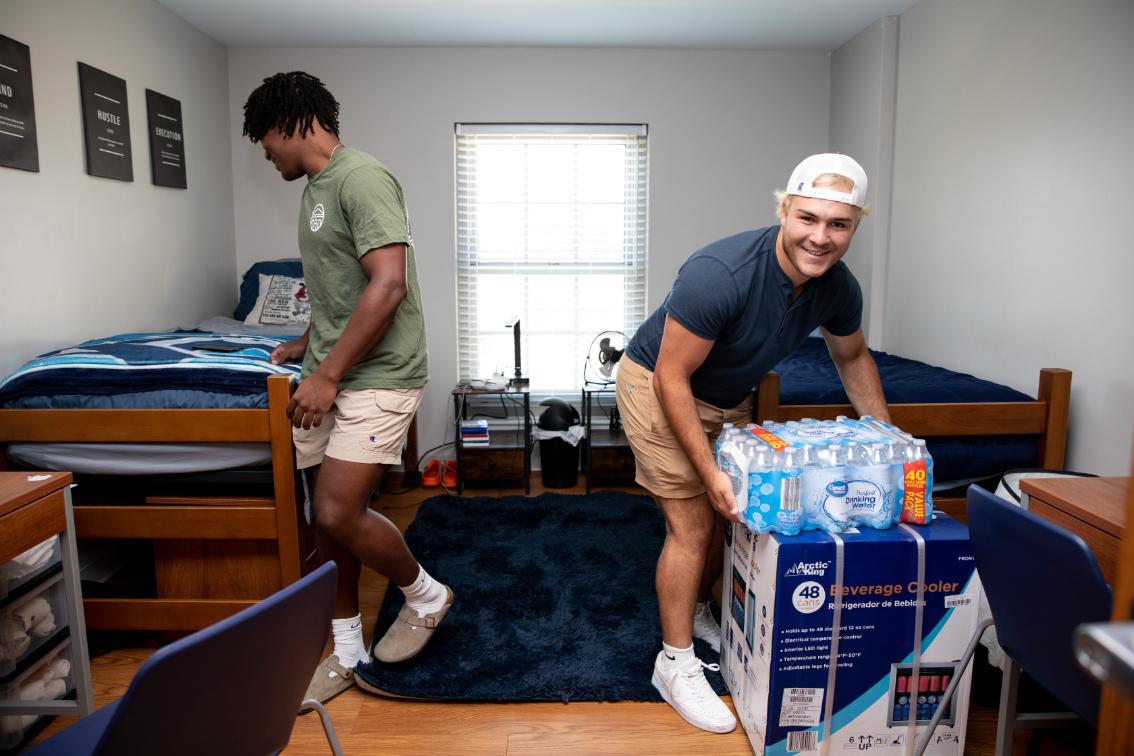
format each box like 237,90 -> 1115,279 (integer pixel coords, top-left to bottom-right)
537,398 -> 581,489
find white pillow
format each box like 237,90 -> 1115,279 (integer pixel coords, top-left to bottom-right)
243,274 -> 311,326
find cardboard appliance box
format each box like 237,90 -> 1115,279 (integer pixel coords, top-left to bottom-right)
719,515 -> 982,755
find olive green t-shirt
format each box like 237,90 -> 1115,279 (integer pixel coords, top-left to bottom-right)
297,147 -> 429,389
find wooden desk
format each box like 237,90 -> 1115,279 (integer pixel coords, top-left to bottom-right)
1021,476 -> 1129,585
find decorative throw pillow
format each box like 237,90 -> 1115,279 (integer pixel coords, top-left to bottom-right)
243,274 -> 311,325
233,259 -> 304,320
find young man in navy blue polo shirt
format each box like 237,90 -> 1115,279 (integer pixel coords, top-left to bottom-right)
615,153 -> 891,734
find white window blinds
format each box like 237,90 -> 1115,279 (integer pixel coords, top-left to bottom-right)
455,124 -> 649,393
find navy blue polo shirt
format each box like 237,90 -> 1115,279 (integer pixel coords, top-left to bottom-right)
625,226 -> 862,408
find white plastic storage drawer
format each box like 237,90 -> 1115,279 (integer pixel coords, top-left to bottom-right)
0,537 -> 62,601
0,572 -> 68,678
0,636 -> 75,750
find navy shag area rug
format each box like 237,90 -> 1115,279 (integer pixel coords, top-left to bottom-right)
355,492 -> 724,702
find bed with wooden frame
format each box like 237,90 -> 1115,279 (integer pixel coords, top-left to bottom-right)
0,322 -> 424,633
0,376 -> 421,633
753,366 -> 1072,521
0,374 -> 303,632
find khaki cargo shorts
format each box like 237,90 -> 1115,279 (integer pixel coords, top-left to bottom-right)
293,386 -> 424,469
615,356 -> 751,499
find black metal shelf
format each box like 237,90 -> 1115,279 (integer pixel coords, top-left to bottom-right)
581,386 -> 634,493
452,387 -> 531,494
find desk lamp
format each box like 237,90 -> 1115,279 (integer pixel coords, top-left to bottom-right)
506,317 -> 528,387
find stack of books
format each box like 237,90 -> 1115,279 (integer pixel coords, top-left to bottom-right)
460,419 -> 490,447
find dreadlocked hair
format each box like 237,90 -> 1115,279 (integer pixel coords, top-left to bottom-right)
242,71 -> 340,143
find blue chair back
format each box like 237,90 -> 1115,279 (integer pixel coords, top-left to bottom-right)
82,562 -> 335,755
967,485 -> 1111,725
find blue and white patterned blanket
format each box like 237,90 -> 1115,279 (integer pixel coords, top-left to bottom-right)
0,332 -> 301,410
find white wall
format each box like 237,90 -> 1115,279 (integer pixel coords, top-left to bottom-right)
0,0 -> 235,377
227,47 -> 831,455
830,16 -> 899,349
887,0 -> 1134,474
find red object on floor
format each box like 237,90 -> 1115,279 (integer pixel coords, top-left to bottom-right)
443,460 -> 458,489
422,458 -> 441,487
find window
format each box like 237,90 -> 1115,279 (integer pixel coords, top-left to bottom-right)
455,124 -> 648,393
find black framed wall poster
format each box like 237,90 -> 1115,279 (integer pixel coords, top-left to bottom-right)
77,62 -> 132,181
145,89 -> 186,189
0,34 -> 40,172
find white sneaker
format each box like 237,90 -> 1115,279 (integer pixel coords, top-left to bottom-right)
651,651 -> 737,733
693,602 -> 722,654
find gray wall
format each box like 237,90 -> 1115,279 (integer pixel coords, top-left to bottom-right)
0,0 -> 235,377
13,0 -> 1121,475
227,47 -> 832,455
885,0 -> 1134,474
829,16 -> 899,349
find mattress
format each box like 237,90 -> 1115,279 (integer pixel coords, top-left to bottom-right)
5,442 -> 272,475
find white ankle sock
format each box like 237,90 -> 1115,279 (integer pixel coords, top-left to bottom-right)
331,614 -> 368,667
399,565 -> 448,617
661,641 -> 696,667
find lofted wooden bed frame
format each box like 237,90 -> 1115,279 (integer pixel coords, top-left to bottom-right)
0,374 -> 422,632
0,373 -> 425,638
0,374 -> 302,631
753,367 -> 1072,522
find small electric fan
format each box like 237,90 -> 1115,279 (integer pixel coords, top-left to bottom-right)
583,331 -> 627,386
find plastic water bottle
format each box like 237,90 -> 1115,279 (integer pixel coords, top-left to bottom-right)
717,430 -> 750,519
802,442 -> 849,533
715,423 -> 736,464
775,447 -> 804,535
843,442 -> 899,529
745,444 -> 773,531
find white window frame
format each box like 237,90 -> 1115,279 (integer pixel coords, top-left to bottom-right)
455,123 -> 649,396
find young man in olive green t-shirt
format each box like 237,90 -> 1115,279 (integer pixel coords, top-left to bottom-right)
243,71 -> 452,707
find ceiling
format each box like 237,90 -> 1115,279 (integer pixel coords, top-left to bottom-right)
157,0 -> 921,51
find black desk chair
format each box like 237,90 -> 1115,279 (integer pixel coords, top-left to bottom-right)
26,562 -> 341,755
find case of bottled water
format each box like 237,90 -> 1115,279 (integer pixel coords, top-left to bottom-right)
715,417 -> 933,534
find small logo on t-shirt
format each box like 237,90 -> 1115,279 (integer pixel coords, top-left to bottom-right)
309,203 -> 325,232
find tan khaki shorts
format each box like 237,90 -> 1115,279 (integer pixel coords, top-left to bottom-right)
293,386 -> 425,469
615,356 -> 751,499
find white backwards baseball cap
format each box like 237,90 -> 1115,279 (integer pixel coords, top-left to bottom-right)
785,153 -> 868,208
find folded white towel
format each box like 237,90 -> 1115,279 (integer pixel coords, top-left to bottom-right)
13,597 -> 52,632
5,665 -> 70,735
41,657 -> 71,681
0,538 -> 57,580
18,680 -> 46,701
21,654 -> 72,689
29,614 -> 56,638
43,678 -> 66,699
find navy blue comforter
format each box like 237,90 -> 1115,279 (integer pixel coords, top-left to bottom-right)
0,332 -> 301,410
772,338 -> 1038,483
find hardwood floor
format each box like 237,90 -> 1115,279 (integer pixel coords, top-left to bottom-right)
28,479 -> 1092,754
